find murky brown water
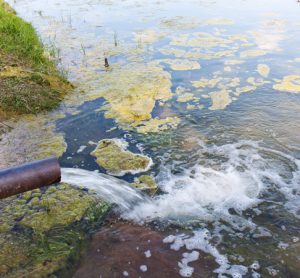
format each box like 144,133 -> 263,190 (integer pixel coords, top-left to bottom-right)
74,219 -> 216,278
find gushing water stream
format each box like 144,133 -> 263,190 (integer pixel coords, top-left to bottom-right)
61,168 -> 150,211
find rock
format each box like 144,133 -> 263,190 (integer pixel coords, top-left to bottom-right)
91,139 -> 152,176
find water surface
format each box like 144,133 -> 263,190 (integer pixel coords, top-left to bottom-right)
4,0 -> 300,277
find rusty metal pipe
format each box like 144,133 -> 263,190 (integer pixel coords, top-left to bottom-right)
0,157 -> 61,199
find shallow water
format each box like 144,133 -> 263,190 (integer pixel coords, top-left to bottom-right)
3,0 -> 300,277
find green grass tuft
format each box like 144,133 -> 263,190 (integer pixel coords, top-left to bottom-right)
0,0 -> 54,72
0,0 -> 73,114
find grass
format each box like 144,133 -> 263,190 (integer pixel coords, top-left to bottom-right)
0,0 -> 72,115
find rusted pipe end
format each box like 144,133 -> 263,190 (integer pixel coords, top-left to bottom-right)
0,157 -> 61,199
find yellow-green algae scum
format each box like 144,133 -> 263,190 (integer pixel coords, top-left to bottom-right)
2,0 -> 300,168
1,0 -> 300,276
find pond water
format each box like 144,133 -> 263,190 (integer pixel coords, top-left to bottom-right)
3,0 -> 300,277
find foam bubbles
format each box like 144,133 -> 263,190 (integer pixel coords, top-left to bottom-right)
144,250 -> 151,258
123,141 -> 300,225
139,265 -> 147,272
121,140 -> 300,277
163,229 -> 248,278
178,251 -> 199,277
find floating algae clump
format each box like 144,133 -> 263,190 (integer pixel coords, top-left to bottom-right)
135,117 -> 180,134
235,86 -> 257,96
91,139 -> 152,176
159,59 -> 201,71
177,93 -> 195,103
159,47 -> 187,58
273,75 -> 300,93
192,77 -> 222,89
133,29 -> 165,44
20,184 -> 97,232
209,90 -> 232,110
170,32 -> 233,48
201,18 -> 234,26
98,63 -> 172,128
131,175 -> 158,195
240,49 -> 267,58
257,64 -> 270,78
160,16 -> 200,30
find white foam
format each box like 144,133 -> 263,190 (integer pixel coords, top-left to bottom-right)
77,145 -> 87,153
163,229 -> 248,278
144,250 -> 151,258
178,251 -> 199,277
139,265 -> 147,272
121,141 -> 300,278
123,141 -> 300,225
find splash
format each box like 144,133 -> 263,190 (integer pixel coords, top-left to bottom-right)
122,140 -> 299,277
123,141 -> 300,224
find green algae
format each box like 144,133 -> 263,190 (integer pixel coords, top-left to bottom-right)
133,29 -> 165,44
200,18 -> 234,26
93,62 -> 172,129
160,16 -> 200,30
0,183 -> 110,277
91,139 -> 152,176
186,103 -> 196,110
235,85 -> 257,96
209,90 -> 232,110
159,59 -> 201,71
159,47 -> 236,61
273,75 -> 300,93
0,234 -> 27,275
0,229 -> 85,278
247,77 -> 268,87
177,93 -> 195,103
21,184 -> 97,232
192,77 -> 222,89
131,175 -> 158,195
135,117 -> 180,134
257,64 -> 270,78
170,32 -> 233,48
240,49 -> 267,58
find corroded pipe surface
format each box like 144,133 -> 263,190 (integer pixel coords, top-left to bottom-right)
0,157 -> 61,199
